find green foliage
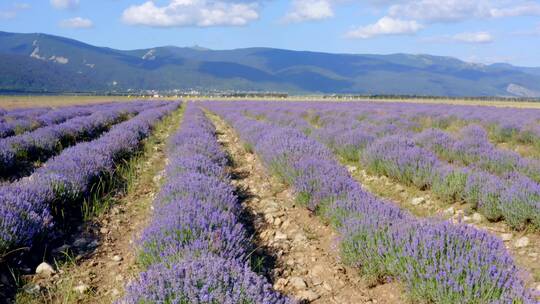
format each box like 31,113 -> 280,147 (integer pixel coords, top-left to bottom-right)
431,169 -> 467,203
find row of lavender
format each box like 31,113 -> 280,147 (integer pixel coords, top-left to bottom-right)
123,104 -> 291,303
239,102 -> 540,231
0,102 -> 156,179
0,107 -> 63,137
207,102 -> 534,303
0,107 -> 49,121
316,107 -> 540,231
0,104 -> 102,139
303,101 -> 540,146
0,101 -> 180,258
365,127 -> 540,230
259,100 -> 540,152
301,104 -> 540,181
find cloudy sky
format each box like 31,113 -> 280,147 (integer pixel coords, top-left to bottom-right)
1,0 -> 540,66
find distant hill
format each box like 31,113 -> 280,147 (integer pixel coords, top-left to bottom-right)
1,31 -> 540,97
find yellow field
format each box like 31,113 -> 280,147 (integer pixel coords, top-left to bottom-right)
354,97 -> 540,109
192,96 -> 540,109
0,96 -> 160,109
1,95 -> 540,109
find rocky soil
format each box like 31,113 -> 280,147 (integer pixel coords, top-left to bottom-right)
208,112 -> 406,304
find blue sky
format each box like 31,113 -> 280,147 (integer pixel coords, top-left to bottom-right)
1,0 -> 540,66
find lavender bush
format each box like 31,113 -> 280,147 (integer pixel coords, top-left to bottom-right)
362,134 -> 439,189
138,196 -> 249,266
123,103 -> 291,303
430,165 -> 468,203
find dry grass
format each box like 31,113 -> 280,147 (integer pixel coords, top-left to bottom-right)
0,96 -> 175,109
195,96 -> 540,109
348,98 -> 540,109
2,95 -> 539,110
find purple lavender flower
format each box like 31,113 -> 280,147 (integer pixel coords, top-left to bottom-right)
124,257 -> 293,304
0,102 -> 179,254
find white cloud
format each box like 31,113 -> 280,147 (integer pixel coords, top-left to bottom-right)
387,0 -> 540,23
278,0 -> 540,26
283,0 -> 334,23
50,0 -> 79,10
489,2 -> 540,18
60,17 -> 93,28
345,16 -> 423,39
452,31 -> 494,43
122,0 -> 259,27
388,0 -> 491,22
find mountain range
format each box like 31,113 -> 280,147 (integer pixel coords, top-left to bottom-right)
1,31 -> 540,97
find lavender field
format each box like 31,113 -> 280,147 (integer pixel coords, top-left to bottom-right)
1,99 -> 539,304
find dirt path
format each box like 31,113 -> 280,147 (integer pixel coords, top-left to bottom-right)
343,162 -> 540,290
207,112 -> 405,304
16,108 -> 183,304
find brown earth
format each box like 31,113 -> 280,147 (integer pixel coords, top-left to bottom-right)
207,111 -> 407,304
